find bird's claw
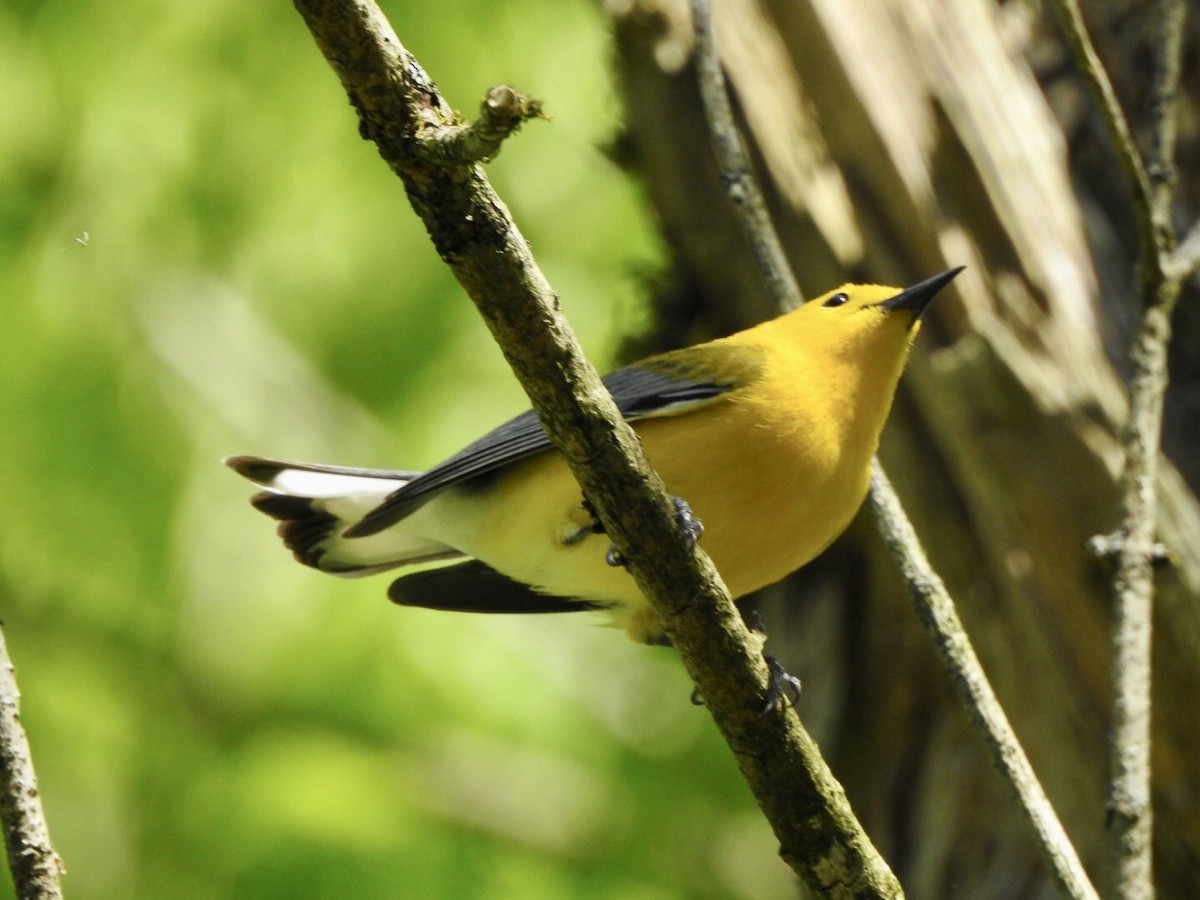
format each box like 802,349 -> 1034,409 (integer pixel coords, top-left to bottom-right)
757,656 -> 802,717
673,495 -> 704,548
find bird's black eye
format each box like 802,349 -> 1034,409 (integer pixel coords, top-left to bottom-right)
822,292 -> 849,308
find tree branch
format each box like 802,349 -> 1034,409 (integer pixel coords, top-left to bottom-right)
869,464 -> 1099,900
1146,0 -> 1185,235
691,0 -> 802,311
0,626 -> 63,900
292,1 -> 900,894
1045,0 -> 1161,287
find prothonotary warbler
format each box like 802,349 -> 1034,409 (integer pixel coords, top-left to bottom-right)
227,268 -> 961,645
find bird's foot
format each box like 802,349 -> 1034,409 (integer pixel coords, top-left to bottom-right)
757,656 -> 802,717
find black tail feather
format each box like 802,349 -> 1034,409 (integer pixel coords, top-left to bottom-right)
250,491 -> 339,569
389,560 -> 603,615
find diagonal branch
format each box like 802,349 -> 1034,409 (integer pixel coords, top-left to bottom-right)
291,1 -> 901,895
1045,0 -> 1160,286
691,0 -> 802,311
869,464 -> 1099,900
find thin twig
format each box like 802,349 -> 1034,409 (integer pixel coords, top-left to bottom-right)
1045,0 -> 1160,287
869,464 -> 1099,900
0,627 -> 63,900
1104,5 -> 1187,897
1050,2 -> 1190,897
412,85 -> 545,167
1104,283 -> 1179,900
690,1 -> 1097,896
1147,0 -> 1185,234
292,2 -> 903,895
691,0 -> 803,310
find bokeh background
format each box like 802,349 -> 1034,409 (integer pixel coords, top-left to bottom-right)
2,1 -> 800,897
8,0 -> 1200,897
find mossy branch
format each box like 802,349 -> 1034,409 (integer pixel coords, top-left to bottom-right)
291,0 -> 900,894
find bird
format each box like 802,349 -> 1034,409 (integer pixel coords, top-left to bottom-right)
227,267 -> 961,647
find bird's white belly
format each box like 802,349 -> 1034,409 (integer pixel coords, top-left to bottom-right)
412,453 -> 643,605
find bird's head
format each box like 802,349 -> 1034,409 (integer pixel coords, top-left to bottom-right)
780,267 -> 963,366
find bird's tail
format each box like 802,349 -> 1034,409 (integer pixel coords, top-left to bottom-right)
225,456 -> 463,575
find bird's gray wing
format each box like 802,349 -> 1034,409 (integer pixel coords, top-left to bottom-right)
345,363 -> 735,537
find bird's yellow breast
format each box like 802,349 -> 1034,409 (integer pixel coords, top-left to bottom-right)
634,353 -> 877,599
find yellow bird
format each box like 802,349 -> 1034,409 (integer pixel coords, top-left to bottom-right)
227,268 -> 960,645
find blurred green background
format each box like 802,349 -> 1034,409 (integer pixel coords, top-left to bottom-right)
0,0 -> 797,897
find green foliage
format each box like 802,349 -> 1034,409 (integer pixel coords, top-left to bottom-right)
0,0 -> 795,897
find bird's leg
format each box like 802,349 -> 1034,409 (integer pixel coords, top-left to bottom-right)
580,496 -> 796,715
741,607 -> 802,716
673,496 -> 705,545
584,495 -> 703,568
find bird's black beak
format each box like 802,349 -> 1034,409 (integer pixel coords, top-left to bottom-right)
880,267 -> 964,317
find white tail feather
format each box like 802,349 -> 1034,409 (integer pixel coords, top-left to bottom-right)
226,456 -> 462,575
